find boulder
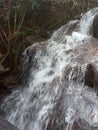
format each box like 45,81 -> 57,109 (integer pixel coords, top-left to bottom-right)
85,63 -> 98,95
93,14 -> 98,38
85,64 -> 94,88
0,116 -> 19,130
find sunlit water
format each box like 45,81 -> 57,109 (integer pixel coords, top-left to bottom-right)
1,8 -> 98,130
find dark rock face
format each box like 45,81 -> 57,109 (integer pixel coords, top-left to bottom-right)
85,63 -> 98,95
93,14 -> 98,38
85,64 -> 94,88
0,116 -> 19,130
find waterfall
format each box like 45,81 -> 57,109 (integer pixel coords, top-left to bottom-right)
1,8 -> 98,130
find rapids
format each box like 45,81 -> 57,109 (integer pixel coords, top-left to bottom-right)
1,8 -> 98,130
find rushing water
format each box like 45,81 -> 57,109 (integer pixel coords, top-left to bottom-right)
1,8 -> 98,130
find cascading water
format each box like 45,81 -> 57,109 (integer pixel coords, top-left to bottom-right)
1,8 -> 98,130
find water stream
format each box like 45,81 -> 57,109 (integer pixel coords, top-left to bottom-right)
1,8 -> 98,130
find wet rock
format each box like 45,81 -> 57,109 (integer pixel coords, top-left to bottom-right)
85,63 -> 98,94
93,14 -> 98,38
65,20 -> 79,35
0,82 -> 9,99
77,118 -> 92,130
91,63 -> 98,94
72,122 -> 82,130
0,63 -> 17,99
47,119 -> 82,130
85,64 -> 94,88
0,116 -> 19,130
19,42 -> 46,84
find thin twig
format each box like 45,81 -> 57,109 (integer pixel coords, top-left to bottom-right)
0,33 -> 8,48
0,27 -> 9,44
0,50 -> 9,64
17,3 -> 28,32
